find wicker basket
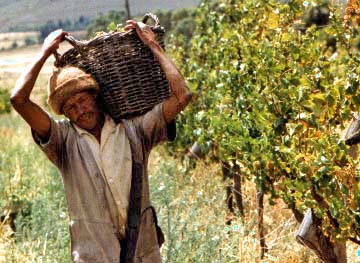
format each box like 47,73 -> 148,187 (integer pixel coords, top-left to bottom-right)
54,13 -> 171,122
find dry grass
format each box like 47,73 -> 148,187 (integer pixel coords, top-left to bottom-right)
0,32 -> 38,41
0,43 -> 72,74
148,149 -> 360,263
0,32 -> 38,50
0,212 -> 14,262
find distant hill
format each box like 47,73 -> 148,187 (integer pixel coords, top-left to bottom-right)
0,0 -> 200,33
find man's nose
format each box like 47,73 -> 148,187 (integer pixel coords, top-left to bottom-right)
75,105 -> 86,116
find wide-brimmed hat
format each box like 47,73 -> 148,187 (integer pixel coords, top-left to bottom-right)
48,66 -> 100,115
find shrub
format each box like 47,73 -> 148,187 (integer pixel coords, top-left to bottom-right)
10,41 -> 18,50
0,89 -> 11,114
167,0 -> 360,244
24,37 -> 37,46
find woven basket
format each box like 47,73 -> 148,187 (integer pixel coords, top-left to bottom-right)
54,13 -> 171,122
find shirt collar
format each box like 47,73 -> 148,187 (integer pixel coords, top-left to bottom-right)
72,114 -> 116,136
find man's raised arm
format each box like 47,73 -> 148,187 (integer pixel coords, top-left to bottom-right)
10,30 -> 68,141
125,20 -> 192,123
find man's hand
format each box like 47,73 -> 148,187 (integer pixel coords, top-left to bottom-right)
10,30 -> 68,141
124,20 -> 157,47
42,29 -> 68,57
125,19 -> 192,123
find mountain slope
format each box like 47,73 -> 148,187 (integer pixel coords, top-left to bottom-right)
0,0 -> 200,32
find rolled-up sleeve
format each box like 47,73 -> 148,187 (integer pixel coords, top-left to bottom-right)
31,117 -> 68,169
140,102 -> 176,150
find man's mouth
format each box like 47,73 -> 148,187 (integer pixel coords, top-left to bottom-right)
78,112 -> 93,122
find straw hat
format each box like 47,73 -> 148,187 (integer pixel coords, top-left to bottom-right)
48,66 -> 100,115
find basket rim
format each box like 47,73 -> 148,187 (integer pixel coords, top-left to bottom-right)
77,25 -> 164,45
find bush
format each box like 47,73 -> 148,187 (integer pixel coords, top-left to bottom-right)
24,37 -> 37,46
0,115 -> 70,262
155,8 -> 196,42
10,41 -> 18,50
86,10 -> 126,37
38,16 -> 90,42
167,0 -> 360,244
0,89 -> 11,114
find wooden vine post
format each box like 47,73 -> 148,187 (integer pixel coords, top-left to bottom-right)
124,0 -> 131,20
296,209 -> 347,263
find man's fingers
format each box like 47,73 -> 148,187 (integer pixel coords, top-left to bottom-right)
126,20 -> 144,29
125,21 -> 149,32
124,24 -> 134,31
125,20 -> 137,27
125,20 -> 138,32
58,31 -> 69,42
45,29 -> 67,43
134,22 -> 141,30
126,20 -> 136,24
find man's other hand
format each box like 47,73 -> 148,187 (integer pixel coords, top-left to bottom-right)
42,29 -> 69,57
124,20 -> 157,47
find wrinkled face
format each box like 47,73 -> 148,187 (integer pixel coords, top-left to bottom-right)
63,91 -> 101,131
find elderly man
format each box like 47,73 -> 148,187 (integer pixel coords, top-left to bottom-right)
10,20 -> 192,263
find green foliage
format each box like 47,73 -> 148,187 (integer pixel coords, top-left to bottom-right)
168,0 -> 360,241
38,20 -> 58,42
155,8 -> 197,42
0,89 -> 11,114
155,10 -> 173,32
10,41 -> 18,50
85,8 -> 197,43
86,11 -> 126,37
38,16 -> 90,42
148,151 -> 312,263
154,8 -> 197,54
24,37 -> 37,46
0,115 -> 70,262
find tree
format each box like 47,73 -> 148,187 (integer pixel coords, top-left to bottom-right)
38,17 -> 89,42
0,89 -> 11,114
38,20 -> 58,42
167,0 -> 360,261
24,37 -> 36,46
125,0 -> 131,20
86,10 -> 126,37
155,8 -> 197,47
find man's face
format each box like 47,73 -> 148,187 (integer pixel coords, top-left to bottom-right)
63,91 -> 101,131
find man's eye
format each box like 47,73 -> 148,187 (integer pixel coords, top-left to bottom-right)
84,96 -> 92,102
79,97 -> 90,104
65,105 -> 74,112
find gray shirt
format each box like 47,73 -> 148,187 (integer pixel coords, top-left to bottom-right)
32,103 -> 174,263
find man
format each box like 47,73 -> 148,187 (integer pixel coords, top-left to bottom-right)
10,20 -> 192,263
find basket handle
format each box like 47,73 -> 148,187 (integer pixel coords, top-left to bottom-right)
142,13 -> 160,28
53,35 -> 84,67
